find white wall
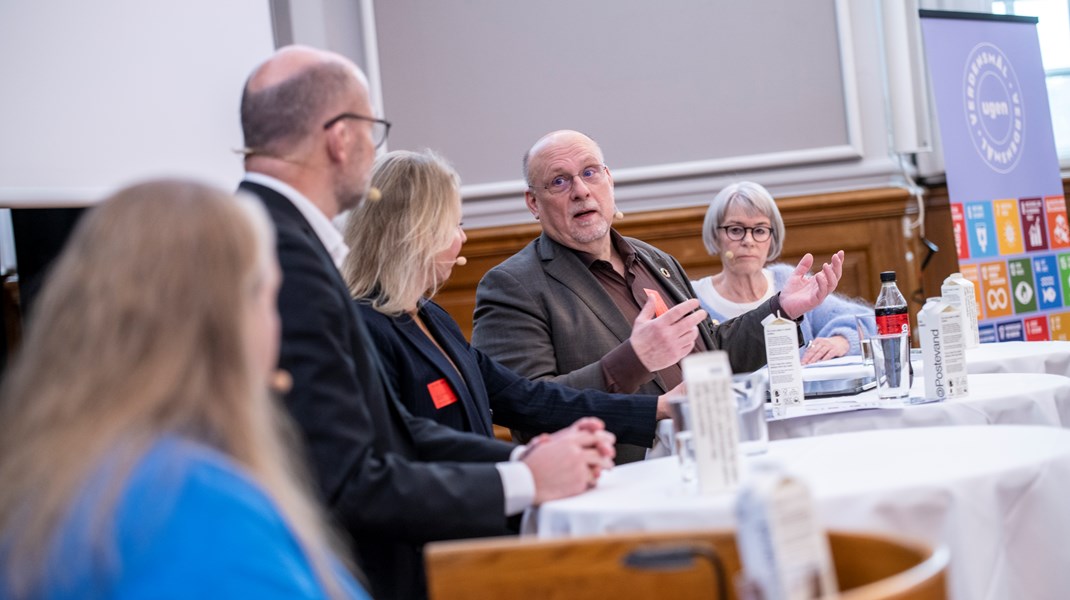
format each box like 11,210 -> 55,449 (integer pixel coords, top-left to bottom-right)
0,1 -> 275,207
0,0 -> 927,227
277,0 -> 919,228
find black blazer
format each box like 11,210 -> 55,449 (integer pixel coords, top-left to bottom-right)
358,299 -> 659,446
240,181 -> 515,600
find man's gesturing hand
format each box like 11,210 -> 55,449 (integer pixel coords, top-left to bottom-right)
631,297 -> 707,372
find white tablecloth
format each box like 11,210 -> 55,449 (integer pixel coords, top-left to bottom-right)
534,426 -> 1070,600
652,372 -> 1070,451
957,340 -> 1070,375
768,372 -> 1070,439
783,340 -> 1070,380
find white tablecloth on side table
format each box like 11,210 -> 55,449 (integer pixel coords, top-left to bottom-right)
958,340 -> 1070,375
534,426 -> 1070,600
652,372 -> 1070,451
768,372 -> 1070,439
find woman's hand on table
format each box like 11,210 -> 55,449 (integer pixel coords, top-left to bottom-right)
801,335 -> 851,365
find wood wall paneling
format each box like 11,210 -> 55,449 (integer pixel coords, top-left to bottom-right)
440,187 -> 926,340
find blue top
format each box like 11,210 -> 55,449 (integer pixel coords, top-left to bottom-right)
7,437 -> 369,600
693,264 -> 876,355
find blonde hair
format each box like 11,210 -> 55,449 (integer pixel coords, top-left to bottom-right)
0,180 -> 351,598
702,181 -> 786,262
343,150 -> 462,314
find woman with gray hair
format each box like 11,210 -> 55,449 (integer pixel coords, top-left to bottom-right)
692,181 -> 874,364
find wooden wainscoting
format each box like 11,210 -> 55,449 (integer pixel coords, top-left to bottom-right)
439,186 -> 926,339
918,184 -> 959,308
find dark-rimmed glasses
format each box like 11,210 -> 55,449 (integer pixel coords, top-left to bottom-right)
719,225 -> 772,242
535,164 -> 608,196
323,113 -> 392,149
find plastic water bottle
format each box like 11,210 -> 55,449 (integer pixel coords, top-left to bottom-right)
875,271 -> 909,336
874,271 -> 910,397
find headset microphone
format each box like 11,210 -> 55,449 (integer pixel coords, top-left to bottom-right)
270,369 -> 293,394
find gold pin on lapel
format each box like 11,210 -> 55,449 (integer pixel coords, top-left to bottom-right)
660,268 -> 671,278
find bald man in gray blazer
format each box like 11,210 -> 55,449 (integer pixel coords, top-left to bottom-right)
473,131 -> 844,463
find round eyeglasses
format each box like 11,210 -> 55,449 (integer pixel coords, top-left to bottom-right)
323,112 -> 392,149
537,164 -> 608,196
719,225 -> 772,242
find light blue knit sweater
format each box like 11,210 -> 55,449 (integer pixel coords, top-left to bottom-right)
692,264 -> 876,355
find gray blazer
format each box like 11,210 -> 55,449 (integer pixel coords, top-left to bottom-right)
473,232 -> 786,397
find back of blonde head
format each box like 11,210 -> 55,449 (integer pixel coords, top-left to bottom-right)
0,179 -> 349,598
343,149 -> 461,314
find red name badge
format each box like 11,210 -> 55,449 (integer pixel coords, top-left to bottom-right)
643,288 -> 670,318
427,378 -> 458,409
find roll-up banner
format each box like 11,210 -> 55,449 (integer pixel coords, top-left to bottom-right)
920,10 -> 1067,341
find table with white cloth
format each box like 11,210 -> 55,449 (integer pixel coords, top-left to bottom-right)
949,340 -> 1070,375
651,371 -> 1070,452
767,371 -> 1070,440
533,426 -> 1070,600
651,340 -> 1070,447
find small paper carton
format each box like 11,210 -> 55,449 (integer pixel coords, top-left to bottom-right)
941,272 -> 980,348
682,351 -> 739,495
918,298 -> 969,401
735,462 -> 838,600
762,313 -> 804,415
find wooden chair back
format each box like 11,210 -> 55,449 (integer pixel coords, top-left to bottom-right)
425,529 -> 948,600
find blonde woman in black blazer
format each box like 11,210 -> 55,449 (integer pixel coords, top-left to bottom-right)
344,150 -> 678,458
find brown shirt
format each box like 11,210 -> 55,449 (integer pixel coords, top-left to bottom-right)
576,231 -> 708,393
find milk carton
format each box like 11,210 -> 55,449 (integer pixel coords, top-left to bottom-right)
682,351 -> 739,495
762,313 -> 804,417
941,272 -> 980,348
917,297 -> 969,401
735,460 -> 838,600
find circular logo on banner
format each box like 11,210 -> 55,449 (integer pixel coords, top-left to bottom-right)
962,42 -> 1024,174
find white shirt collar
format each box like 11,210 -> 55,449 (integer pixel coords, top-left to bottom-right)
242,172 -> 350,269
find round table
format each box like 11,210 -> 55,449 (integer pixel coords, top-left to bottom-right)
958,340 -> 1070,375
652,371 -> 1070,452
768,372 -> 1070,439
534,426 -> 1070,600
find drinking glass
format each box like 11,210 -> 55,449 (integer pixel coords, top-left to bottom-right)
667,396 -> 696,482
855,315 -> 877,366
732,370 -> 769,455
871,332 -> 910,400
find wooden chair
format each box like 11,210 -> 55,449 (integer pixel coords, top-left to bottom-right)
425,529 -> 948,600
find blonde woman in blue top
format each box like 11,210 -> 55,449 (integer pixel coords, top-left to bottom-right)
692,181 -> 875,365
0,180 -> 368,599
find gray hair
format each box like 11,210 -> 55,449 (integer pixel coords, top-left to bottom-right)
701,181 -> 785,261
240,61 -> 354,157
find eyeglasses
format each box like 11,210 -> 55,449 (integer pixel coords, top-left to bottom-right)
719,225 -> 772,242
323,112 -> 392,149
536,164 -> 608,196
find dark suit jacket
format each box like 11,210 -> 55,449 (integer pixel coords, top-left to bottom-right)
473,233 -> 790,461
240,181 -> 515,600
358,299 -> 658,446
